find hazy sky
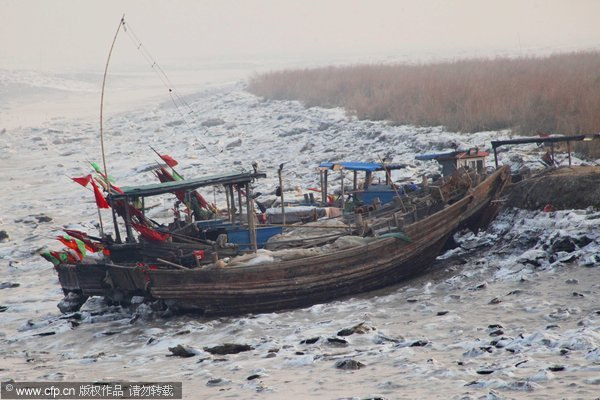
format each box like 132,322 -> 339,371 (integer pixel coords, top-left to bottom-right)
2,0 -> 600,72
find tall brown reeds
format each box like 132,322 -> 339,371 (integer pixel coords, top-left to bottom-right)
249,52 -> 600,157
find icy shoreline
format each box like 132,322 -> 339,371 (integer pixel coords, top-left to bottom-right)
1,80 -> 599,399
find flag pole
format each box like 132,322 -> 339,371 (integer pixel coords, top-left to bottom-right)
98,14 -> 125,236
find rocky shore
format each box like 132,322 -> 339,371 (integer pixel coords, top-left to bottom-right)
505,166 -> 600,210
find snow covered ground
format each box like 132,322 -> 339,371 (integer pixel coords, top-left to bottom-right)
0,69 -> 599,399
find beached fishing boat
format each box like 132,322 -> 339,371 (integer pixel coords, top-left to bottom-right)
52,164 -> 510,316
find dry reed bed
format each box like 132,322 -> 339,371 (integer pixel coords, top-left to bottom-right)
249,52 -> 600,157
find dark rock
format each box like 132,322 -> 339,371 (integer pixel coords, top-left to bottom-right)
337,322 -> 374,336
560,349 -> 569,355
167,344 -> 196,358
265,353 -> 276,358
489,330 -> 504,337
300,337 -> 320,344
373,333 -> 402,344
548,365 -> 565,371
557,253 -> 578,263
165,119 -> 184,127
507,289 -> 524,295
201,118 -> 225,127
278,127 -> 307,137
295,351 -> 305,355
574,235 -> 593,248
551,237 -> 577,253
476,370 -> 495,375
34,331 -> 56,337
0,282 -> 19,289
334,358 -> 365,370
0,306 -> 7,312
174,330 -> 191,336
317,122 -> 332,131
206,378 -> 228,387
35,215 -> 52,223
410,340 -> 429,347
479,346 -> 493,353
327,337 -> 348,346
572,292 -> 584,297
436,311 -> 449,316
203,343 -> 253,355
489,297 -> 502,304
225,139 -> 242,149
473,282 -> 487,290
300,142 -> 314,152
488,324 -> 503,329
247,374 -> 261,381
546,324 -> 560,330
523,259 -> 541,268
146,337 -> 157,345
100,331 -> 121,336
59,312 -> 82,320
57,292 -> 88,313
515,360 -> 528,367
0,230 -> 9,242
565,279 -> 579,284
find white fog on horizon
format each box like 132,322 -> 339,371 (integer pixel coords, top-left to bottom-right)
2,0 -> 600,74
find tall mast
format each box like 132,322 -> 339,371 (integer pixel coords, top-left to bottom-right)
99,15 -> 125,194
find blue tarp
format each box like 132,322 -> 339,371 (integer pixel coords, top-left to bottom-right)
319,161 -> 405,172
414,151 -> 458,161
319,161 -> 382,171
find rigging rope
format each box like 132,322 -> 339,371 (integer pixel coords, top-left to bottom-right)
121,18 -> 224,161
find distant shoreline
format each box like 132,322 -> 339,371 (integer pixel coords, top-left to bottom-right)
249,51 -> 600,158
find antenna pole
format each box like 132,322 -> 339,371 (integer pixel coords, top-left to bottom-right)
99,14 -> 125,195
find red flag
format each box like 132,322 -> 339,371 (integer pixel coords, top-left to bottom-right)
194,191 -> 208,209
90,179 -> 110,209
93,176 -> 124,194
160,167 -> 175,182
193,250 -> 205,260
72,174 -> 92,187
131,222 -> 171,241
160,154 -> 178,168
56,236 -> 86,257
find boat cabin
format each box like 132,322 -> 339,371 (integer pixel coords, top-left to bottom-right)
318,161 -> 408,209
416,149 -> 488,177
107,170 -> 272,250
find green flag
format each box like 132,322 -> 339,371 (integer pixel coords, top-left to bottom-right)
90,162 -> 115,183
40,251 -> 61,266
90,162 -> 102,174
172,169 -> 184,181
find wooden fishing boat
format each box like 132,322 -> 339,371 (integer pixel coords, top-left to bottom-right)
54,165 -> 510,316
